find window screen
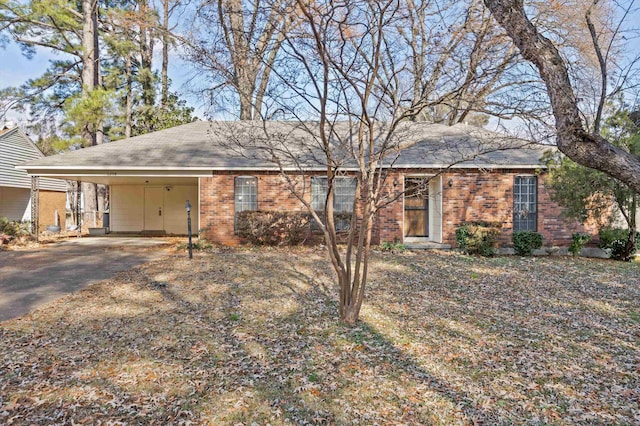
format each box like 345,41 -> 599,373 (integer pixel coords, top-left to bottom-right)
513,176 -> 537,232
311,176 -> 356,230
235,176 -> 258,213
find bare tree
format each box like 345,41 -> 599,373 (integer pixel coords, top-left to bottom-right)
185,0 -> 295,119
399,0 -> 527,125
217,0 -> 534,325
483,0 -> 640,194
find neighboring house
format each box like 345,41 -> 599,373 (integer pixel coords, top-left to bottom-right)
18,121 -> 591,246
0,126 -> 67,232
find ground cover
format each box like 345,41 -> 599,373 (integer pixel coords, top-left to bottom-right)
1,247 -> 638,424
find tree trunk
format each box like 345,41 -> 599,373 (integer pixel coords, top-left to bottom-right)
81,0 -> 98,217
483,0 -> 640,195
139,0 -> 155,107
161,0 -> 170,109
125,53 -> 133,138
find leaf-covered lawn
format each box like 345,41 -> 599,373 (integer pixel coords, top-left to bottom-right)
1,247 -> 638,425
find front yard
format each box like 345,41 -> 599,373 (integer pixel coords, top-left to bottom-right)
1,247 -> 638,424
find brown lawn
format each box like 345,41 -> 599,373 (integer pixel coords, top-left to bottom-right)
1,246 -> 638,425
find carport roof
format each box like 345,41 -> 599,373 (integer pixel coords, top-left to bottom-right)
18,120 -> 552,176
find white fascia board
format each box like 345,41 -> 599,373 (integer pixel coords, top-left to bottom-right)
16,163 -> 545,176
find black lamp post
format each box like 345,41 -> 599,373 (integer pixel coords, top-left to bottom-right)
185,200 -> 193,259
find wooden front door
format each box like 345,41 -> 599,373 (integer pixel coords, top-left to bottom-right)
144,187 -> 164,231
404,178 -> 429,237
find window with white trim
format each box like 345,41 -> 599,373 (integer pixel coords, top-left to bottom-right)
513,175 -> 537,232
234,176 -> 257,230
311,176 -> 356,230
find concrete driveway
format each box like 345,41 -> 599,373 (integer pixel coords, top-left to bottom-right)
0,237 -> 172,322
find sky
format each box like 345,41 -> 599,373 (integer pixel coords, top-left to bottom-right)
1,1 -> 639,130
0,38 -> 206,127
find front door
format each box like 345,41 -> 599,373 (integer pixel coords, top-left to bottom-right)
404,178 -> 429,237
144,187 -> 164,231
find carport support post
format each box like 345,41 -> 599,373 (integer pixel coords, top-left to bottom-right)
31,176 -> 39,241
76,181 -> 82,237
185,200 -> 193,259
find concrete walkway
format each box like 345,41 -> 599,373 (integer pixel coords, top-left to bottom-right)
0,237 -> 171,322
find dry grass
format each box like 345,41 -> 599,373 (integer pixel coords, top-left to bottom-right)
1,247 -> 638,425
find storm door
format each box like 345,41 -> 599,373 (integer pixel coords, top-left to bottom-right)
404,178 -> 429,237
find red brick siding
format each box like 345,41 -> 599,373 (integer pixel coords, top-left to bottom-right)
199,169 -> 591,247
375,171 -> 404,244
200,173 -> 306,245
442,169 -> 591,246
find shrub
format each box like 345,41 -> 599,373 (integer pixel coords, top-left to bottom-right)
569,232 -> 591,256
0,217 -> 31,238
598,228 -> 639,261
379,241 -> 407,253
236,210 -> 311,246
512,231 -> 543,256
455,221 -> 501,256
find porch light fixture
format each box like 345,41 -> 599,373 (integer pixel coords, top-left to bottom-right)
448,178 -> 453,188
185,200 -> 193,259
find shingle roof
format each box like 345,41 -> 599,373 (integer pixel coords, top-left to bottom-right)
19,121 -> 551,173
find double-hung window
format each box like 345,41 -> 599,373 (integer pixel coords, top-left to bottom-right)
311,176 -> 356,231
513,176 -> 537,232
234,176 -> 257,230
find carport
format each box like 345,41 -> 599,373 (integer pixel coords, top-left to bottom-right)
73,175 -> 200,235
15,129 -> 211,236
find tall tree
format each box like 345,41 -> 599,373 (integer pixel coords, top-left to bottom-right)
483,0 -> 640,195
186,0 -> 295,119
544,105 -> 639,258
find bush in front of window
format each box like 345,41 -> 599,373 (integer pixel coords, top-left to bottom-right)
455,221 -> 501,256
512,231 -> 543,256
235,211 -> 311,246
598,228 -> 639,261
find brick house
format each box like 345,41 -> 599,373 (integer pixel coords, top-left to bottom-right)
18,121 -> 589,247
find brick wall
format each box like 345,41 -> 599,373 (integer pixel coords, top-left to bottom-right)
199,169 -> 592,247
199,173 -> 307,245
442,169 -> 591,246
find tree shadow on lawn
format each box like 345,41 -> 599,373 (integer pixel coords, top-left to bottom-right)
364,252 -> 640,423
0,249 -> 511,425
1,249 -> 637,424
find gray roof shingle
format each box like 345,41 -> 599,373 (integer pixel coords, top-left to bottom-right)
19,121 -> 551,172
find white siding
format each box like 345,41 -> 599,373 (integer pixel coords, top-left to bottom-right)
111,185 -> 144,232
0,186 -> 31,221
110,184 -> 198,234
428,176 -> 443,243
0,128 -> 67,191
164,185 -> 199,234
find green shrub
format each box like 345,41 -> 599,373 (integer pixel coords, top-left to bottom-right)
380,241 -> 407,253
598,228 -> 638,261
236,210 -> 311,246
569,232 -> 591,256
0,217 -> 31,237
455,221 -> 501,256
598,228 -> 631,249
512,231 -> 543,256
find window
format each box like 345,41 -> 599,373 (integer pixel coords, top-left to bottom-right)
513,176 -> 537,232
311,176 -> 356,230
234,177 -> 257,230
